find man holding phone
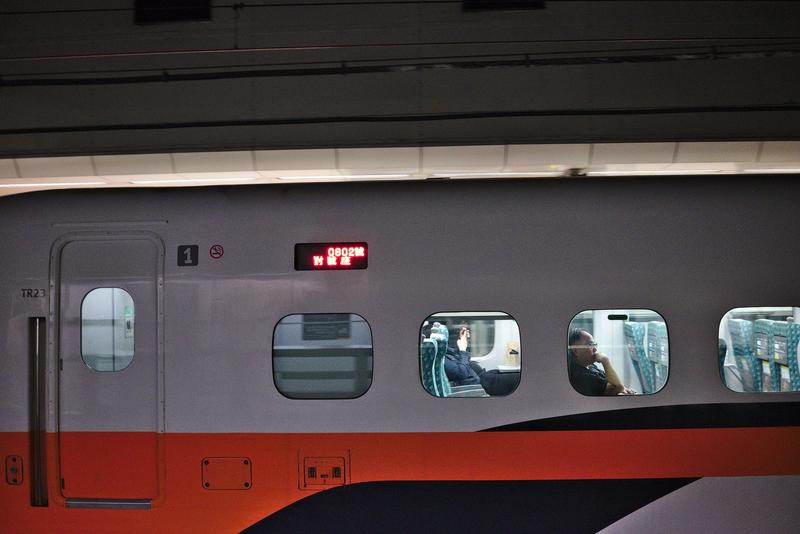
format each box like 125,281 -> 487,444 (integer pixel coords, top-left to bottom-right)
444,325 -> 481,385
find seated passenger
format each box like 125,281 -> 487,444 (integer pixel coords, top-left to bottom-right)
444,323 -> 521,396
568,329 -> 636,396
444,325 -> 481,385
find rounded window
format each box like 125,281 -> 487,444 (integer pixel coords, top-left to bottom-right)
567,309 -> 668,396
419,311 -> 521,398
81,288 -> 135,372
273,313 -> 373,399
719,307 -> 800,393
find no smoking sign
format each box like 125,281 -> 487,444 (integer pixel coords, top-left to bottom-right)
209,244 -> 224,259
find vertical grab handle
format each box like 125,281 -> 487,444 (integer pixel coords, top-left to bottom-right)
30,317 -> 48,507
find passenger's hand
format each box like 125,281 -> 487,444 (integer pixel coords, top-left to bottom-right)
594,353 -> 609,364
620,388 -> 637,395
457,335 -> 468,352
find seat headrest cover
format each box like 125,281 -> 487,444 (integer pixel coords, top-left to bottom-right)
431,321 -> 449,339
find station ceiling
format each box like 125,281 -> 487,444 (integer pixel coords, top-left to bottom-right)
1,140 -> 799,197
2,2 -> 799,157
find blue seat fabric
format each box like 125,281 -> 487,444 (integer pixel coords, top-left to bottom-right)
753,319 -> 777,392
770,321 -> 800,392
420,338 -> 440,396
728,319 -> 761,392
647,321 -> 669,392
624,322 -> 655,394
430,322 -> 452,397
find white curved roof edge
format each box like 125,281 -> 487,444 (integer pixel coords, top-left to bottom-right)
0,141 -> 798,196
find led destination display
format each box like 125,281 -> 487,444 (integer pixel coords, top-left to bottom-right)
295,242 -> 368,270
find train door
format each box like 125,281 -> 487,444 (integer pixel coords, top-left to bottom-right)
55,234 -> 163,504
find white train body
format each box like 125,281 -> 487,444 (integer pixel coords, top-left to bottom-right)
0,177 -> 798,532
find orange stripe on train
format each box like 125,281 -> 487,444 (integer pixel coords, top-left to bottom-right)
1,428 -> 799,533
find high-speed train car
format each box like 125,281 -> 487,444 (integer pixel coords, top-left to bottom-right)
1,176 -> 799,533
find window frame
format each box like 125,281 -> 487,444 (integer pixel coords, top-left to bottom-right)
418,310 -> 521,398
80,286 -> 136,373
567,308 -> 670,397
719,306 -> 800,394
271,312 -> 374,400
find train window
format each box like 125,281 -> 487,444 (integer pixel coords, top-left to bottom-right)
719,307 -> 800,393
272,314 -> 373,399
567,309 -> 668,396
419,312 -> 520,397
81,288 -> 135,372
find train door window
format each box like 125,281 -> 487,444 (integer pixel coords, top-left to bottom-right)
719,307 -> 800,393
419,312 -> 521,397
81,288 -> 135,372
567,309 -> 668,396
273,314 -> 373,399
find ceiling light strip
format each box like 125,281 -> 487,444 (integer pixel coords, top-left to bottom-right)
129,177 -> 257,184
431,172 -> 562,178
276,174 -> 410,180
0,181 -> 107,187
588,170 -> 722,176
742,168 -> 800,173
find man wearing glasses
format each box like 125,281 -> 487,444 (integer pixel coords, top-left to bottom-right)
568,329 -> 637,395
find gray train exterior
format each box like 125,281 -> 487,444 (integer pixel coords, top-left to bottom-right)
1,177 -> 799,532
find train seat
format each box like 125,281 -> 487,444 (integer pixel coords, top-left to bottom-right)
430,323 -> 452,397
753,319 -> 778,392
624,322 -> 655,394
769,321 -> 799,392
447,384 -> 489,397
647,321 -> 669,391
420,338 -> 440,396
728,319 -> 761,392
787,322 -> 800,391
